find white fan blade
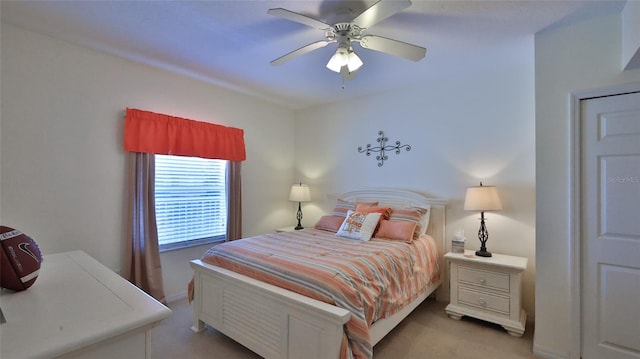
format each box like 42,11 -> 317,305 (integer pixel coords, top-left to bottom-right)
268,8 -> 331,30
352,0 -> 412,29
359,35 -> 426,61
271,40 -> 334,66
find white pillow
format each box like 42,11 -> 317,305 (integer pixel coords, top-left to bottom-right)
419,205 -> 431,235
336,210 -> 382,241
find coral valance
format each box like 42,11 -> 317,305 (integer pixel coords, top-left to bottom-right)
124,108 -> 246,161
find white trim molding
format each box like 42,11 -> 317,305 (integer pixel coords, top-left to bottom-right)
533,343 -> 571,359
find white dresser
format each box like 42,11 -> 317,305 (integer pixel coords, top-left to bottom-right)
0,250 -> 172,358
445,250 -> 527,337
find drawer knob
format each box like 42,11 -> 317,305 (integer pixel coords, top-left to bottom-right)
479,278 -> 487,285
478,299 -> 487,307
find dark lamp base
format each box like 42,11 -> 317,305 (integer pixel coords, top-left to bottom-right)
294,202 -> 304,231
475,250 -> 492,257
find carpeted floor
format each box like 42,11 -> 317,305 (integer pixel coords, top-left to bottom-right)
152,297 -> 536,358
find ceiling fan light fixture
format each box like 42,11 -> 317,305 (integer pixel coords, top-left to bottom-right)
270,1 -> 426,78
326,47 -> 349,73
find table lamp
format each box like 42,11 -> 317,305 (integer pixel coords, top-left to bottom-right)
289,183 -> 311,230
464,182 -> 502,257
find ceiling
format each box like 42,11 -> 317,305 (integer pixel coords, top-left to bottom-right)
1,1 -> 626,110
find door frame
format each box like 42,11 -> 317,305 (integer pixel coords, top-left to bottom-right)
569,81 -> 640,358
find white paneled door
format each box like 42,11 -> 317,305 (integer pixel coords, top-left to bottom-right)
581,91 -> 640,359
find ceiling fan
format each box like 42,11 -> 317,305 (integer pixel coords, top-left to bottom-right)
268,0 -> 426,80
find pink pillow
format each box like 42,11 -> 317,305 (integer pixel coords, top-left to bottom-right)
355,204 -> 392,220
332,199 -> 378,218
314,215 -> 345,233
375,220 -> 418,243
388,207 -> 429,239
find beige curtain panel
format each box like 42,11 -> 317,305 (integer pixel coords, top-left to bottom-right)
226,161 -> 242,241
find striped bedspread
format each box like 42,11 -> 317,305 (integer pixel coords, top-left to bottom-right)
200,228 -> 440,359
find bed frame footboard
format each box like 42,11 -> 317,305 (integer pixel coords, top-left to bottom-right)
190,259 -> 351,359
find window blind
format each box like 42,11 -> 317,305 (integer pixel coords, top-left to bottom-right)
154,155 -> 227,249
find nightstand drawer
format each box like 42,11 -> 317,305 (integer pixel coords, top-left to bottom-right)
458,287 -> 510,315
458,265 -> 509,292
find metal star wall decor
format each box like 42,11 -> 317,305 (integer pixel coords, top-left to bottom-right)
357,130 -> 411,167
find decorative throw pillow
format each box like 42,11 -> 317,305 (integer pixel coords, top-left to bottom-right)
388,206 -> 430,239
332,199 -> 378,218
336,210 -> 382,241
314,215 -> 345,233
374,220 -> 418,243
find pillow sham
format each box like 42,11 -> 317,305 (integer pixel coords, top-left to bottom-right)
388,206 -> 430,239
418,205 -> 431,235
336,210 -> 382,241
314,215 -> 345,233
374,219 -> 418,243
332,198 -> 378,218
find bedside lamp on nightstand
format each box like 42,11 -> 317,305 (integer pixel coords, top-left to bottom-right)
289,182 -> 311,230
464,182 -> 502,257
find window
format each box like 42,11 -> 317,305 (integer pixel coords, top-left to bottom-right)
154,154 -> 227,251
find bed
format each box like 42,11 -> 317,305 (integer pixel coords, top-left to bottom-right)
190,188 -> 447,359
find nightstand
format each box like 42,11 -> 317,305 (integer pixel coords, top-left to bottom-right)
445,250 -> 527,337
275,226 -> 297,233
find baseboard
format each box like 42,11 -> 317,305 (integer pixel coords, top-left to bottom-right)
165,290 -> 188,305
533,344 -> 570,359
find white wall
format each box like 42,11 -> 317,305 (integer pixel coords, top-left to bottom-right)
622,0 -> 640,70
534,13 -> 640,359
294,38 -> 536,317
0,24 -> 296,300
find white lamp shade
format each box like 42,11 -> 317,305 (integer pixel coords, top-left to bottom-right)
289,184 -> 311,202
346,51 -> 363,72
326,47 -> 349,73
464,185 -> 502,211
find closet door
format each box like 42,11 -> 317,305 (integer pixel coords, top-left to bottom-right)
580,91 -> 640,359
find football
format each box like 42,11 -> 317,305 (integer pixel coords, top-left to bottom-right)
1,226 -> 43,291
